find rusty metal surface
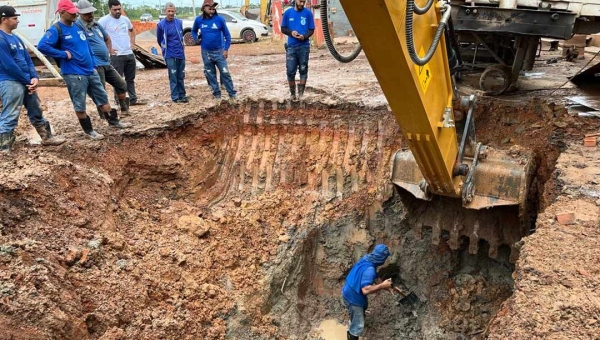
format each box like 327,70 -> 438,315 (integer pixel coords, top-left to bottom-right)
452,6 -> 577,39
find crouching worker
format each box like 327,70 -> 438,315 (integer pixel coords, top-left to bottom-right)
38,0 -> 131,141
341,244 -> 393,339
0,5 -> 65,152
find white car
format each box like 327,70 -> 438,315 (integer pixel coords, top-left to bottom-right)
182,10 -> 269,45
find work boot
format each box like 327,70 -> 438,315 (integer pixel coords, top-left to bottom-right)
347,331 -> 359,340
104,109 -> 132,129
0,131 -> 15,153
119,97 -> 130,116
78,116 -> 104,140
97,106 -> 105,120
298,84 -> 306,100
289,84 -> 298,102
213,96 -> 223,106
129,99 -> 146,106
34,121 -> 65,146
228,96 -> 238,105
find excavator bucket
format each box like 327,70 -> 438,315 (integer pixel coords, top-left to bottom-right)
391,146 -> 535,210
391,146 -> 536,262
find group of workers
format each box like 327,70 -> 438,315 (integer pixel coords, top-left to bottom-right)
0,0 -> 314,152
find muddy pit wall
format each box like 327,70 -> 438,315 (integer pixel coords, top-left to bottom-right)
259,98 -> 600,339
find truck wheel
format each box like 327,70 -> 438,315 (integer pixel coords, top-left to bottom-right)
183,31 -> 198,46
242,29 -> 256,43
479,64 -> 512,96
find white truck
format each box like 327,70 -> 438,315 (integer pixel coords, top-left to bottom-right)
0,0 -> 60,45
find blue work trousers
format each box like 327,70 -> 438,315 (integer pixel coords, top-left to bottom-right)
201,49 -> 236,99
286,45 -> 310,82
0,80 -> 47,134
343,297 -> 366,337
166,58 -> 186,101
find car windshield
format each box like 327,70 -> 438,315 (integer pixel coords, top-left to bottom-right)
222,11 -> 248,21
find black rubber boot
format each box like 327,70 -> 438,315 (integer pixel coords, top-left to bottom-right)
119,97 -> 130,116
0,131 -> 15,153
96,106 -> 105,120
347,331 -> 359,340
78,116 -> 104,140
34,121 -> 65,146
298,84 -> 306,99
289,83 -> 298,102
105,109 -> 132,129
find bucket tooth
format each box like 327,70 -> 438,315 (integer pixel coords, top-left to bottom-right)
431,213 -> 442,246
448,220 -> 461,250
469,220 -> 480,255
488,241 -> 499,259
509,244 -> 520,263
413,222 -> 423,240
468,236 -> 479,255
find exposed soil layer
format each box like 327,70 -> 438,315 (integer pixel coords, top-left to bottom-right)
2,38 -> 600,340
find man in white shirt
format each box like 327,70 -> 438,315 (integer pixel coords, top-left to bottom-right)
98,0 -> 143,105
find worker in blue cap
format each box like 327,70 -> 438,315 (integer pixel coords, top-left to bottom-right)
341,244 -> 392,340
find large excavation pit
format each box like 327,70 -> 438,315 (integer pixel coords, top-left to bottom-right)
0,98 -> 586,339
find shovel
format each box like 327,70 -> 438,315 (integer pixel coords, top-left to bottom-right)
392,286 -> 419,307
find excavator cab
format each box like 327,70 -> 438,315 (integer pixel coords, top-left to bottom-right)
321,0 -> 535,262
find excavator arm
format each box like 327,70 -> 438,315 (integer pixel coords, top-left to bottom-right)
336,0 -> 533,210
328,0 -> 536,261
241,0 -> 272,26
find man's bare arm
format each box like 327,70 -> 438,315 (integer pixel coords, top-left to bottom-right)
361,278 -> 393,295
129,28 -> 135,49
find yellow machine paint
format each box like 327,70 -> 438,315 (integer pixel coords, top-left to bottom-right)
338,0 -> 534,211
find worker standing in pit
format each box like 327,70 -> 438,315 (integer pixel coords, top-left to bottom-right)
281,0 -> 314,101
341,244 -> 393,340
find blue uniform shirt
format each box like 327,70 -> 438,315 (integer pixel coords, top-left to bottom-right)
0,31 -> 38,85
191,14 -> 231,51
342,263 -> 377,307
77,19 -> 111,66
38,21 -> 97,76
157,18 -> 185,59
282,7 -> 314,47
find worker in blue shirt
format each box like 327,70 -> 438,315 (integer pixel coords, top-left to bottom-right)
341,244 -> 393,340
281,0 -> 314,101
0,5 -> 64,152
157,2 -> 187,103
191,0 -> 237,104
75,0 -> 130,117
38,0 -> 130,141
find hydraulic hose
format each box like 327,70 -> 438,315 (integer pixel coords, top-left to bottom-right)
413,0 -> 435,15
406,0 -> 452,66
320,0 -> 362,63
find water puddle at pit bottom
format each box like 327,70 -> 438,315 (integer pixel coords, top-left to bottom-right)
317,319 -> 347,340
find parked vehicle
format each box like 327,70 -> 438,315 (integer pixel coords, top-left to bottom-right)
182,10 -> 269,46
140,13 -> 153,22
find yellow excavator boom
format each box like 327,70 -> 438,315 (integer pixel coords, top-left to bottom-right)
337,0 -> 534,211
240,0 -> 272,26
